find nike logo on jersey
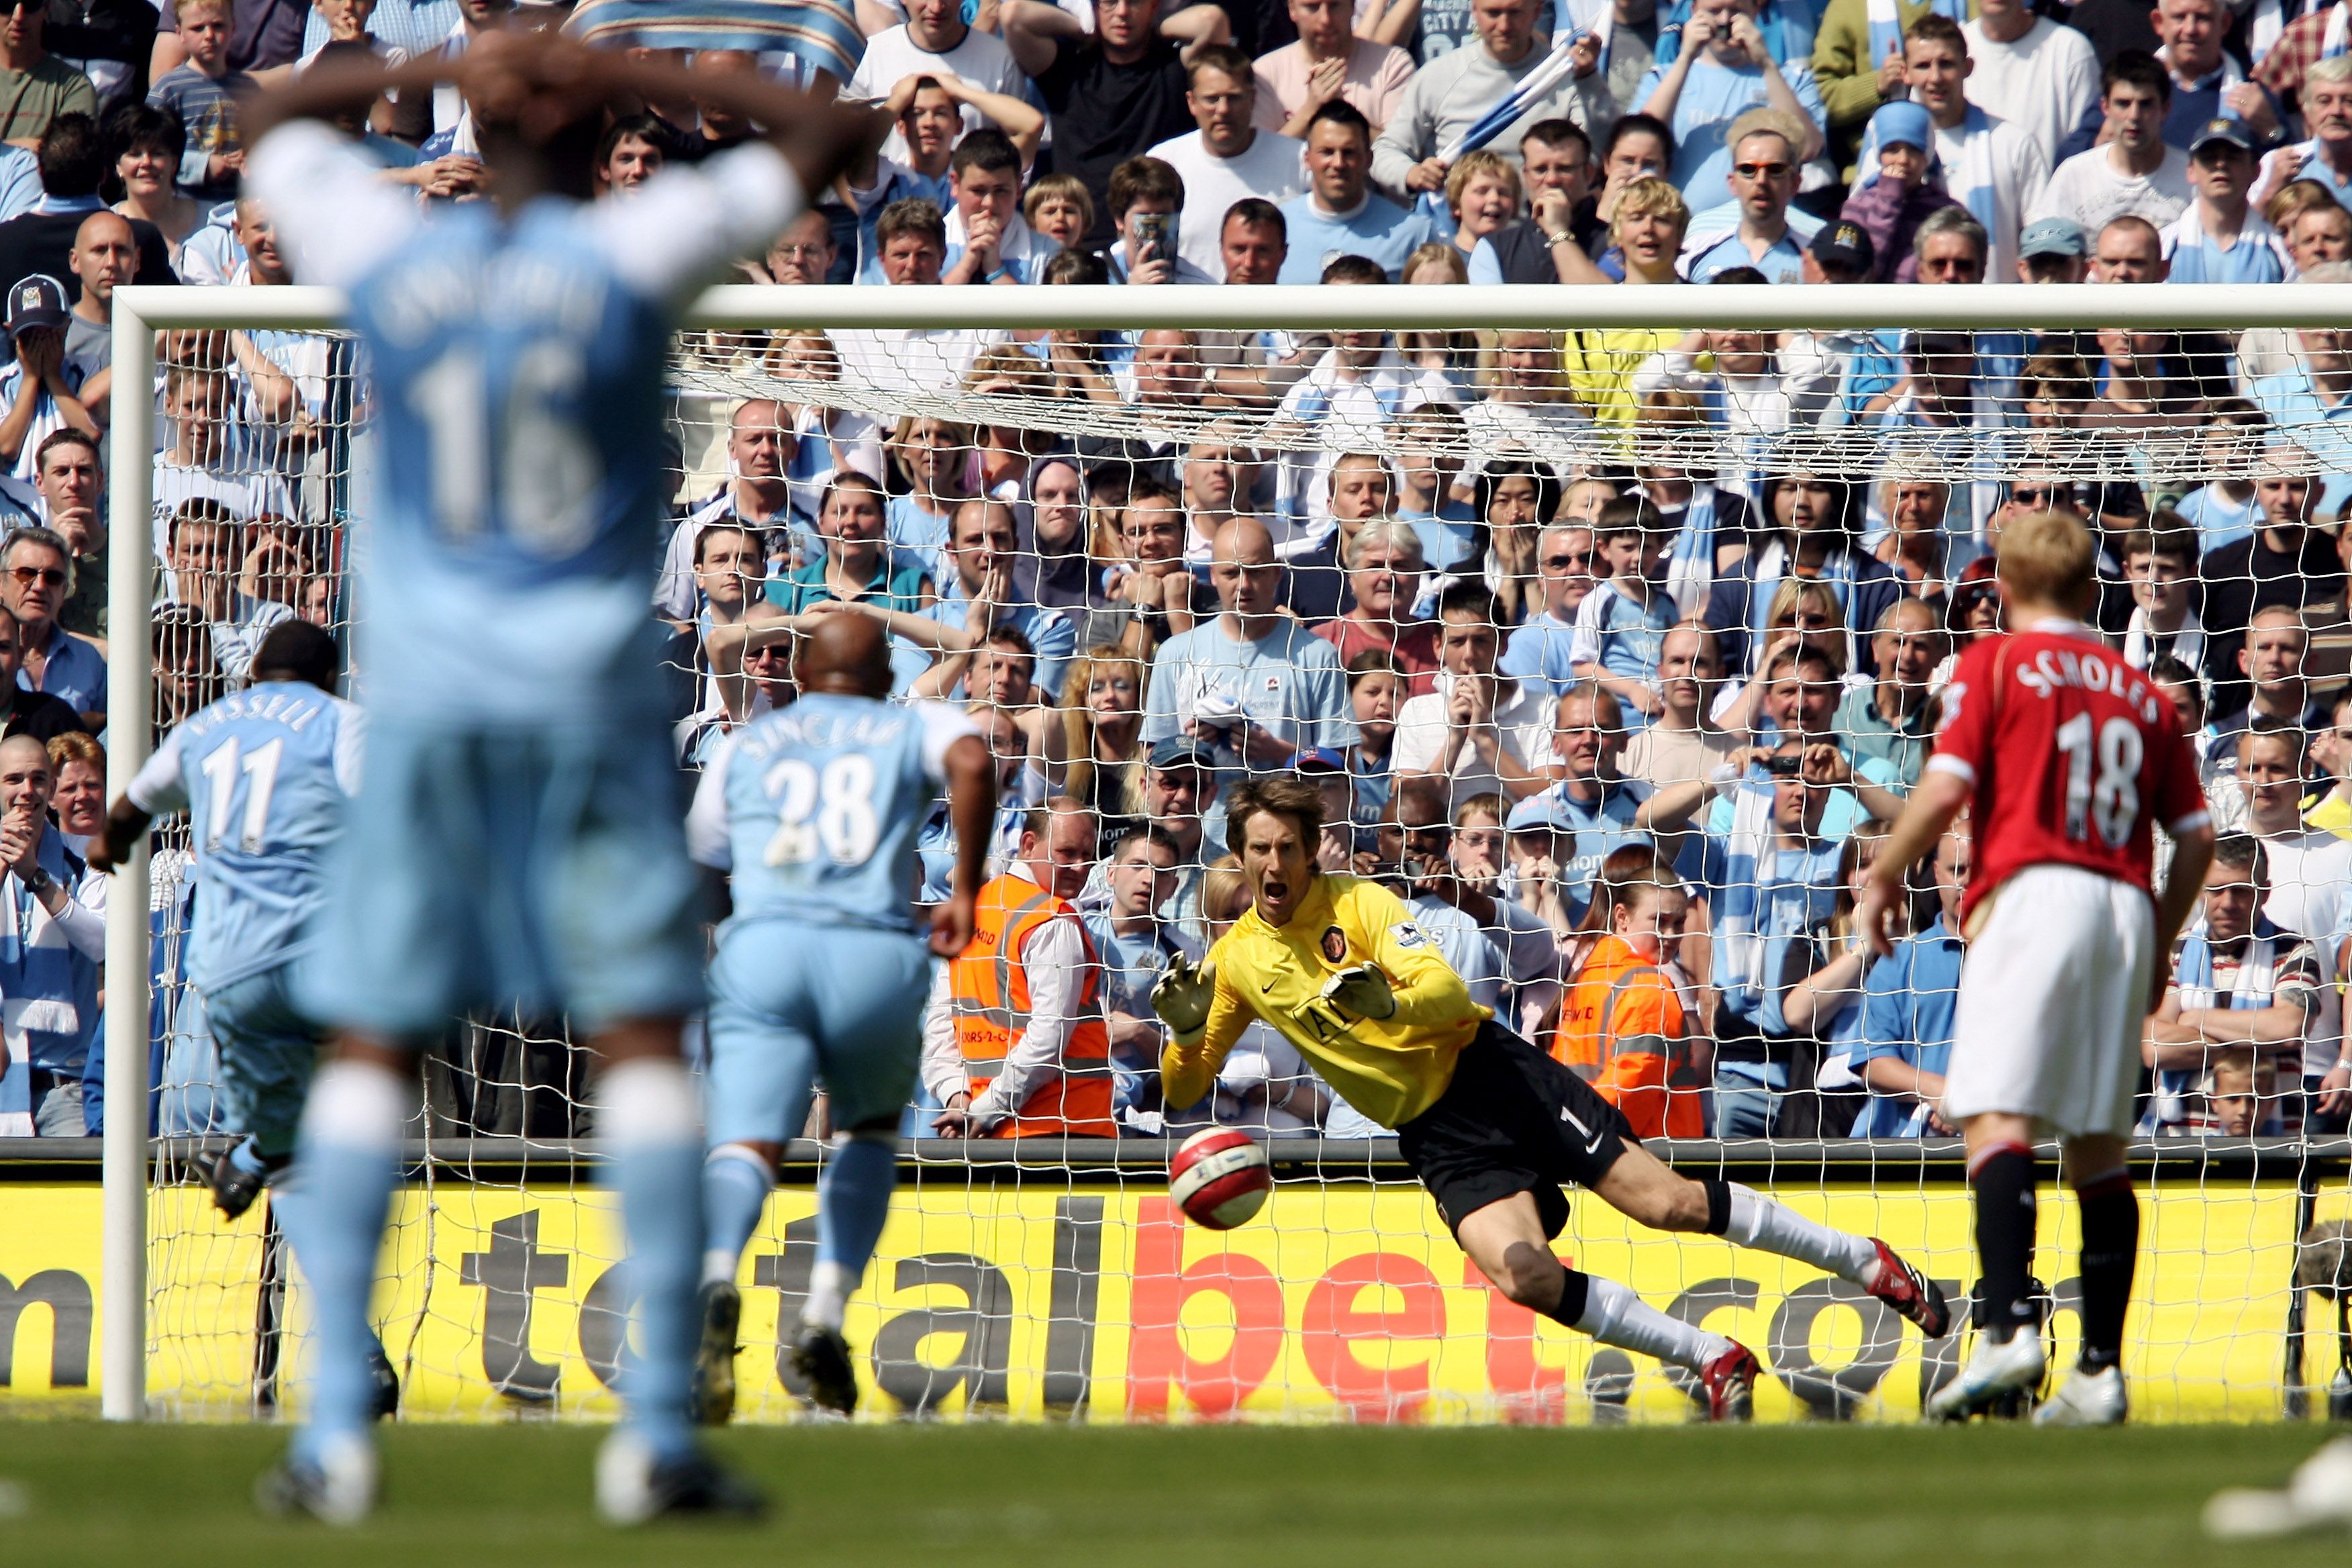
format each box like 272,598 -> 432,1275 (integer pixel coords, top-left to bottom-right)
1559,1104 -> 1605,1154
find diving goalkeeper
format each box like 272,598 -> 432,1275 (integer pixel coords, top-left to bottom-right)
1154,779 -> 1949,1418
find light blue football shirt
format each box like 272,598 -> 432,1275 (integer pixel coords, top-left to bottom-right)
127,681 -> 364,989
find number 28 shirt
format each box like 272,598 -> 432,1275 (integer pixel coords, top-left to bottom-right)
1928,618 -> 2209,925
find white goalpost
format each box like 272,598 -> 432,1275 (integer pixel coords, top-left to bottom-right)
95,281 -> 2352,1426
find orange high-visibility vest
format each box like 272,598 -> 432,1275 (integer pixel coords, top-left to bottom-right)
950,871 -> 1115,1137
1552,933 -> 1705,1138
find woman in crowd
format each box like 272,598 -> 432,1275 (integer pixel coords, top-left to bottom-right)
106,103 -> 200,273
767,473 -> 932,617
883,415 -> 975,577
1477,458 -> 1565,628
1042,644 -> 1146,815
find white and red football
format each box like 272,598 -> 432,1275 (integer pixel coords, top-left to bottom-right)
1169,1127 -> 1273,1230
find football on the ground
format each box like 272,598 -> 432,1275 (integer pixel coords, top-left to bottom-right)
1169,1128 -> 1272,1230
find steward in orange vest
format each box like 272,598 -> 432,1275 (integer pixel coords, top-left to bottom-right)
930,810 -> 1115,1136
1550,869 -> 1705,1138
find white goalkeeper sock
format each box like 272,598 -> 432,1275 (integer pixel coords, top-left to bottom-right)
1720,1183 -> 1877,1284
1574,1276 -> 1732,1371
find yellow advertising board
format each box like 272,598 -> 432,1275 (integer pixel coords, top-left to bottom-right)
0,1179 -> 2317,1423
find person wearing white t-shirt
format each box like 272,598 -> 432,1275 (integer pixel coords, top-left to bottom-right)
846,0 -> 1031,164
1394,583 -> 1557,812
1145,44 -> 1306,281
1865,15 -> 2047,285
1961,0 -> 2100,170
2029,54 -> 2194,234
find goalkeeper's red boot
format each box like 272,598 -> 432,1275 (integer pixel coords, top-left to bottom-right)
1865,1238 -> 1951,1338
1699,1342 -> 1759,1422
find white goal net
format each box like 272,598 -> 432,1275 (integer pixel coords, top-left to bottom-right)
89,283 -> 2352,1427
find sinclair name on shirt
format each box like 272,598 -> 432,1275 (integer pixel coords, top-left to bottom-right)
2012,644 -> 2167,726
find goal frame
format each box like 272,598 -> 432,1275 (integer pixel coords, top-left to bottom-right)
98,279 -> 2352,1419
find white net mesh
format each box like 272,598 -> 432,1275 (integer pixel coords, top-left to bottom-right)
94,298 -> 2349,1425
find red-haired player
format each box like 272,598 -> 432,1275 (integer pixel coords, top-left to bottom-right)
1859,509 -> 2216,1425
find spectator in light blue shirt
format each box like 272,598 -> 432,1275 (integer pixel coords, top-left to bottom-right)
1,525 -> 101,718
1276,100 -> 1440,283
1142,515 -> 1358,842
1634,0 -> 1826,213
1500,518 -> 1599,701
2160,116 -> 2288,284
1677,113 -> 1820,282
1851,826 -> 1969,1137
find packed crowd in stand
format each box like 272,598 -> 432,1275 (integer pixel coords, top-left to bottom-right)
2,0 -> 2351,1143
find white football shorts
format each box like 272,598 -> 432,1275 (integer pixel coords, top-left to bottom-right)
1946,863 -> 2155,1139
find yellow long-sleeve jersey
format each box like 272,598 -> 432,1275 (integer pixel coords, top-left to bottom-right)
1159,875 -> 1493,1130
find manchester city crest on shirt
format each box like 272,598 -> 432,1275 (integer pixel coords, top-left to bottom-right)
1320,926 -> 1349,964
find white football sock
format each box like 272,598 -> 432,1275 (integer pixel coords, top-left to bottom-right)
1575,1277 -> 1732,1371
800,1260 -> 852,1332
1722,1183 -> 1877,1284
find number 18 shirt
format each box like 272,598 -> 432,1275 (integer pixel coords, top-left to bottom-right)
1928,619 -> 2208,925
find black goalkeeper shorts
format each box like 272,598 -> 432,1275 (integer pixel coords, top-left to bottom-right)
1395,1020 -> 1635,1241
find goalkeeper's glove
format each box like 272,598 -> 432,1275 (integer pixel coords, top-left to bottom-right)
1151,952 -> 1216,1045
1320,965 -> 1398,1022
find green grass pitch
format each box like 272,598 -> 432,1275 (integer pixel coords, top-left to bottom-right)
2,1422 -> 2351,1566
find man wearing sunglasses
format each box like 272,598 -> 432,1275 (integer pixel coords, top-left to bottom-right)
0,523 -> 96,722
1679,113 -> 1818,283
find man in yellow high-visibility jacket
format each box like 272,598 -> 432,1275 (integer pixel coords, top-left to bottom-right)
1155,777 -> 1951,1420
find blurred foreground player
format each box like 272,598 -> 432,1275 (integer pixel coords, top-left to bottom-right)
1150,778 -> 1951,1420
682,614 -> 994,1420
1859,510 -> 2216,1425
236,36 -> 881,1522
87,622 -> 397,1415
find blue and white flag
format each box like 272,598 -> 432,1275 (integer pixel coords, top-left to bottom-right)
565,0 -> 863,87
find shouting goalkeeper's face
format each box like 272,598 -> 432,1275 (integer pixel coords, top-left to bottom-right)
1238,806 -> 1317,928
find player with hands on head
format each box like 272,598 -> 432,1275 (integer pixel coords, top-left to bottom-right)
1154,777 -> 1949,1421
1857,509 -> 2216,1427
683,611 -> 995,1424
234,32 -> 885,1526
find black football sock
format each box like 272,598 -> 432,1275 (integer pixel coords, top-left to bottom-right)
2073,1169 -> 2139,1374
1540,1265 -> 1591,1330
1700,1176 -> 1732,1236
1970,1142 -> 2038,1343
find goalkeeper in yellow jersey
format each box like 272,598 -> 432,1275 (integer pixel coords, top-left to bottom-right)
1155,779 -> 1951,1420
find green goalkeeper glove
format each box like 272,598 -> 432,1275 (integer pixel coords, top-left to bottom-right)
1320,965 -> 1398,1022
1151,952 -> 1216,1044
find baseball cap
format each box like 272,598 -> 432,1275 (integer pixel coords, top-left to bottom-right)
1869,100 -> 1933,152
1504,792 -> 1569,834
2018,217 -> 2089,260
1809,220 -> 1875,274
1146,736 -> 1216,771
1291,746 -> 1347,773
2191,115 -> 2260,156
5,274 -> 65,334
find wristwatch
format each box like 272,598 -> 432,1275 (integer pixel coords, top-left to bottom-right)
24,866 -> 52,896
1545,228 -> 1576,246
